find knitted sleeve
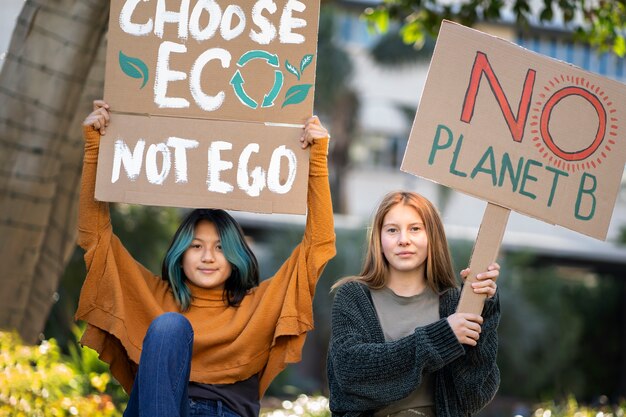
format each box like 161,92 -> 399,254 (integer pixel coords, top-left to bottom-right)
257,137 -> 336,395
76,126 -> 112,260
441,292 -> 501,415
327,283 -> 465,410
75,126 -> 173,393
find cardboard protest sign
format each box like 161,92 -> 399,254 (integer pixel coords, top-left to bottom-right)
96,0 -> 321,214
104,0 -> 320,124
403,21 -> 626,241
96,114 -> 308,214
403,21 -> 626,314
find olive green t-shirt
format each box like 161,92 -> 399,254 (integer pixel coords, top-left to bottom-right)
371,286 -> 440,417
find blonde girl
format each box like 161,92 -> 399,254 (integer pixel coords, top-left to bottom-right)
327,191 -> 499,417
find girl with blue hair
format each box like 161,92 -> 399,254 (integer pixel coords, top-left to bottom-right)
77,100 -> 336,417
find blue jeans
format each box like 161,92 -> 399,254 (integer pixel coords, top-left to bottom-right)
123,313 -> 239,417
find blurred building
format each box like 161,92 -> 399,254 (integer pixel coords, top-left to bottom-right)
332,0 -> 626,271
0,0 -> 22,71
244,0 -> 626,403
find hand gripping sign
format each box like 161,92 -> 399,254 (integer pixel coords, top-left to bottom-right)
96,0 -> 321,214
402,21 -> 626,314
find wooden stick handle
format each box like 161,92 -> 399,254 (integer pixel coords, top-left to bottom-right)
456,202 -> 510,315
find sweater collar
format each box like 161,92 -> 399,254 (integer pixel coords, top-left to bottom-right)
187,281 -> 228,307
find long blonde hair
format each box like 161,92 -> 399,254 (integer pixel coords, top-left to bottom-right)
333,191 -> 458,293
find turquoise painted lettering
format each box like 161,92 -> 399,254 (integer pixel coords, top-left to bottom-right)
450,134 -> 467,177
497,153 -> 523,192
470,146 -> 497,185
519,159 -> 542,200
428,124 -> 454,165
575,173 -> 596,220
545,166 -> 568,207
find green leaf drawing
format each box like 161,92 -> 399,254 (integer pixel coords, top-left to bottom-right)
300,54 -> 313,73
285,60 -> 300,80
119,51 -> 149,89
282,84 -> 312,108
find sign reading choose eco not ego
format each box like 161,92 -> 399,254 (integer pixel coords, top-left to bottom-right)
403,21 -> 626,240
95,0 -> 321,214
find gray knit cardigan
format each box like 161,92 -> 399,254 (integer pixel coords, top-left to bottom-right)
326,281 -> 500,417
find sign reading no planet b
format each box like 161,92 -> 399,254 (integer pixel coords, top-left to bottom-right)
402,21 -> 626,240
95,0 -> 321,214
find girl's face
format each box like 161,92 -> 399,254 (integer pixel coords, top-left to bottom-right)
380,203 -> 428,277
182,220 -> 232,290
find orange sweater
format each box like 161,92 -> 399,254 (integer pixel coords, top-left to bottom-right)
75,126 -> 336,396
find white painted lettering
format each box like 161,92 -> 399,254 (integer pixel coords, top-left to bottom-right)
189,0 -> 222,41
154,41 -> 190,108
207,141 -> 234,193
155,0 -> 190,40
237,143 -> 266,197
166,137 -> 199,183
112,138 -> 146,183
190,48 -> 231,111
267,145 -> 297,193
220,5 -> 246,41
279,0 -> 306,44
250,0 -> 277,44
119,0 -> 153,36
145,143 -> 172,185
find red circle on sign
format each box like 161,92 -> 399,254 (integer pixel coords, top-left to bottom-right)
539,86 -> 606,162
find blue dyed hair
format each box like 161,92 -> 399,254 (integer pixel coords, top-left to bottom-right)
161,209 -> 259,311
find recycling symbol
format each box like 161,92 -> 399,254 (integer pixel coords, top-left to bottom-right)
229,50 -> 284,109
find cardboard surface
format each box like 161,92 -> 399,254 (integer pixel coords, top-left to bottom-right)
402,21 -> 626,240
97,0 -> 321,213
104,0 -> 320,125
457,203 -> 510,315
95,113 -> 309,214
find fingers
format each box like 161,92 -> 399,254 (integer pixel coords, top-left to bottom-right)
463,262 -> 500,280
478,262 -> 500,279
84,100 -> 110,135
300,115 -> 329,149
460,267 -> 470,280
462,263 -> 499,298
93,99 -> 109,111
447,313 -> 483,346
306,115 -> 321,125
471,278 -> 497,298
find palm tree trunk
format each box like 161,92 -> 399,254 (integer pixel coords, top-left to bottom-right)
0,0 -> 108,343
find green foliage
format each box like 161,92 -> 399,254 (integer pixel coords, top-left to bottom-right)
0,331 -> 122,417
109,204 -> 181,274
533,395 -> 626,416
369,32 -> 435,66
496,252 -> 625,402
263,223 -> 366,396
314,6 -> 354,113
260,394 -> 626,417
497,254 -> 583,400
363,0 -> 626,57
262,395 -> 331,417
618,226 -> 626,245
65,325 -> 127,407
44,204 -> 181,349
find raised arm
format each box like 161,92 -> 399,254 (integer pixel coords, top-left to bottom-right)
77,100 -> 112,264
299,116 -> 336,290
257,117 -> 337,392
